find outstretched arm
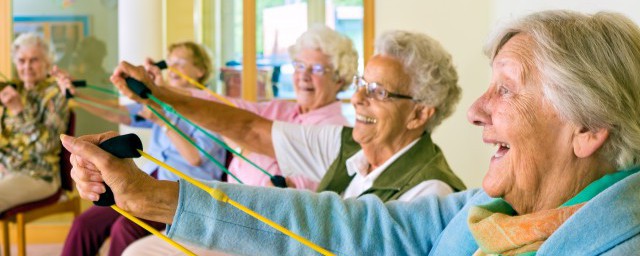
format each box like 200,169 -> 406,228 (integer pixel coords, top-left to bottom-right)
110,61 -> 276,158
63,131 -> 483,256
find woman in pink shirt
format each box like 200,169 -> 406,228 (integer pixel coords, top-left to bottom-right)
193,25 -> 357,190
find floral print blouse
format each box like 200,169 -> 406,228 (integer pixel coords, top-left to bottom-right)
0,81 -> 68,182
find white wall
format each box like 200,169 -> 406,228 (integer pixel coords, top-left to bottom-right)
117,0 -> 164,166
376,0 -> 493,189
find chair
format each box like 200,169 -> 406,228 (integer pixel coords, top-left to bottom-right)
0,112 -> 81,256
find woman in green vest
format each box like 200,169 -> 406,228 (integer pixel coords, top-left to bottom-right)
66,10 -> 640,255
110,30 -> 466,203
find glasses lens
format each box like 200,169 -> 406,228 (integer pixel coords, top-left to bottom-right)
311,64 -> 326,75
167,58 -> 188,67
292,62 -> 305,72
373,85 -> 388,100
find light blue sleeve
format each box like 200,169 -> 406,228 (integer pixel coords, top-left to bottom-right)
167,180 -> 482,255
126,103 -> 153,128
165,113 -> 226,181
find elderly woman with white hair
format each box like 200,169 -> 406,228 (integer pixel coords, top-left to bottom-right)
68,29 -> 468,254
186,25 -> 357,190
115,28 -> 465,255
67,10 -> 640,255
0,33 -> 69,212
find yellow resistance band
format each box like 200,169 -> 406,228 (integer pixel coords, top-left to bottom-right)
167,67 -> 237,107
110,205 -> 195,255
138,150 -> 335,256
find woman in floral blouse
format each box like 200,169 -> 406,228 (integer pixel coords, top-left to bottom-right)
0,33 -> 69,212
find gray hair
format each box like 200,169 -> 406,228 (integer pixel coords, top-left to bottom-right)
375,30 -> 461,132
288,25 -> 358,90
11,33 -> 54,66
485,10 -> 640,169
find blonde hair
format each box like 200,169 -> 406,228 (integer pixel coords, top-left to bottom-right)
168,42 -> 213,84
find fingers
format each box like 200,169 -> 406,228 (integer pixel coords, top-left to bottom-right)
111,61 -> 156,104
51,65 -> 75,95
61,133 -> 127,201
76,131 -> 120,145
0,87 -> 20,107
136,108 -> 152,120
71,165 -> 105,201
61,134 -> 116,171
144,57 -> 156,67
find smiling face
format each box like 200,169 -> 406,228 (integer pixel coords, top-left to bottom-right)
351,55 -> 423,152
14,45 -> 50,87
166,46 -> 205,89
467,34 -> 585,213
292,48 -> 343,113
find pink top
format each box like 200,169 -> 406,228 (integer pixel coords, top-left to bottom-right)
191,89 -> 350,190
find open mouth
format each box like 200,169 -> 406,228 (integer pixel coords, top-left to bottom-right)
355,114 -> 377,124
297,86 -> 315,92
492,142 -> 510,159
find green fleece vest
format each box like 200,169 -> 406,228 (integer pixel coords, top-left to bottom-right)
316,127 -> 466,202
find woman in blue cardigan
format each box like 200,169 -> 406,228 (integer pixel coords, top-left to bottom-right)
66,10 -> 640,255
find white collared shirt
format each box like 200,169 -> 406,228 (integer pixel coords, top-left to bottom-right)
272,121 -> 453,201
342,140 -> 453,201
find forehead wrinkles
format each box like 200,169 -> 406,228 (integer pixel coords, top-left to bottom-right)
494,34 -> 538,84
365,55 -> 410,92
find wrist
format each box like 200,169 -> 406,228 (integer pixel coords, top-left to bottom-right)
161,116 -> 179,133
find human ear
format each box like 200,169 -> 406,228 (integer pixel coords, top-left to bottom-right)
573,127 -> 609,158
407,104 -> 435,130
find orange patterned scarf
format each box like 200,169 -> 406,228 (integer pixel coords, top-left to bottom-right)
468,199 -> 585,256
467,168 -> 640,255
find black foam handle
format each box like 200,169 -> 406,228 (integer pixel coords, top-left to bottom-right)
270,175 -> 288,188
72,80 -> 87,87
0,82 -> 17,89
93,133 -> 144,206
64,80 -> 87,99
133,114 -> 146,122
65,89 -> 74,99
154,60 -> 168,70
125,77 -> 151,99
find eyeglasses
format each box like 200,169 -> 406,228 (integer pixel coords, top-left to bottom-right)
352,76 -> 414,101
166,58 -> 191,68
292,61 -> 332,76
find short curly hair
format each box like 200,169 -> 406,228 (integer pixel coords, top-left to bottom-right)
375,30 -> 461,132
12,33 -> 54,67
288,25 -> 359,90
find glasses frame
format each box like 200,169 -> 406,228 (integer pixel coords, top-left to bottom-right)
352,76 -> 414,101
291,61 -> 333,76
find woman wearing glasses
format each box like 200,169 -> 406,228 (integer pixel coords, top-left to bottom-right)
115,29 -> 465,255
190,25 -> 356,190
114,29 -> 466,204
120,26 -> 359,255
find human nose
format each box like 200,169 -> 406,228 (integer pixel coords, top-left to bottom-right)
467,89 -> 492,126
351,84 -> 368,107
24,60 -> 33,69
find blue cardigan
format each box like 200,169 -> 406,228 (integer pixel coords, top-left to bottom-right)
167,167 -> 640,255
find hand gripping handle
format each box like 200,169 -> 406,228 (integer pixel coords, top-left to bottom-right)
93,133 -> 144,206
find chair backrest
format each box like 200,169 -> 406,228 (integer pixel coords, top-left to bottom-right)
60,111 -> 75,191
